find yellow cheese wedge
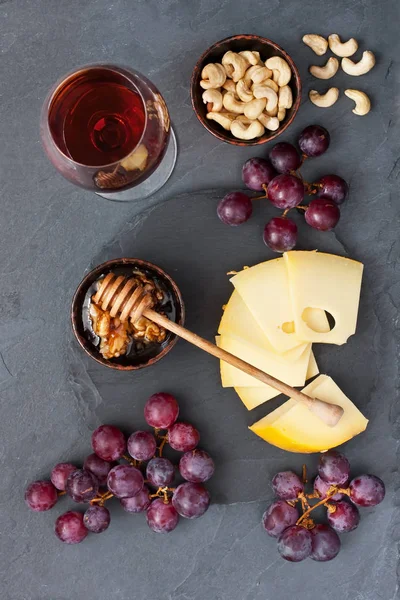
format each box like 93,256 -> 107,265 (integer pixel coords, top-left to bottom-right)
284,251 -> 363,345
249,375 -> 368,453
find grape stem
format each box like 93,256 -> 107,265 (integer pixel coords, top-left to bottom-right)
157,435 -> 168,457
90,490 -> 114,506
58,490 -> 66,497
149,485 -> 175,503
296,486 -> 342,526
122,454 -> 140,468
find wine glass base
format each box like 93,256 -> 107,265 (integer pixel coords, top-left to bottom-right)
96,127 -> 177,202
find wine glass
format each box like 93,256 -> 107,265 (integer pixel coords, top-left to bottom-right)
40,64 -> 177,202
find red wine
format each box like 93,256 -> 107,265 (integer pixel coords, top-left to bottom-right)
48,67 -> 146,167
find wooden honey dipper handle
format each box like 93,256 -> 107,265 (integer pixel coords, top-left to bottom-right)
93,274 -> 343,427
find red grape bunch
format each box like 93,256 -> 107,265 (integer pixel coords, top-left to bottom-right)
25,393 -> 215,543
217,124 -> 349,252
262,450 -> 385,562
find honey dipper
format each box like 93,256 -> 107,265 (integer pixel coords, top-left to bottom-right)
93,273 -> 344,427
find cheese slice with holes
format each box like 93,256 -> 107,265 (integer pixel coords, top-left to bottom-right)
249,375 -> 368,453
284,251 -> 363,345
306,351 -> 319,380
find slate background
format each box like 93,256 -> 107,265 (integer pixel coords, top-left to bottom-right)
0,1 -> 399,599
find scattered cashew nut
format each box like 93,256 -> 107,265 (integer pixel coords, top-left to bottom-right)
222,51 -> 249,82
309,57 -> 339,79
328,34 -> 358,57
278,86 -> 293,109
309,87 -> 340,107
341,51 -> 376,76
244,98 -> 267,119
202,89 -> 223,112
206,111 -> 236,130
344,89 -> 371,115
265,57 -> 292,86
258,113 -> 280,130
236,79 -> 254,102
200,63 -> 226,89
222,91 -> 247,114
302,34 -> 328,56
231,119 -> 265,140
239,50 -> 262,65
253,84 -> 278,111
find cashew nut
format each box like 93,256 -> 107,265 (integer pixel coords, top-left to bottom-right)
278,86 -> 293,109
265,57 -> 292,86
200,63 -> 226,89
222,79 -> 236,93
344,89 -> 371,115
236,79 -> 254,103
302,34 -> 328,56
206,111 -> 236,130
277,108 -> 286,122
328,34 -> 358,57
202,89 -> 223,112
244,98 -> 267,119
222,51 -> 249,82
251,66 -> 273,84
258,113 -> 280,131
231,119 -> 265,140
244,65 -> 262,84
265,105 -> 278,117
257,78 -> 279,93
309,57 -> 339,79
309,87 -> 340,107
341,51 -> 376,76
253,84 -> 278,111
239,50 -> 262,66
222,91 -> 247,114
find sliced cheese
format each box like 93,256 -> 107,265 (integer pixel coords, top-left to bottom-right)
306,351 -> 319,380
249,375 -> 368,453
284,251 -> 363,345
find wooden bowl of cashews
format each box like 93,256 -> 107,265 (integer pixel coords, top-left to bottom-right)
191,35 -> 301,146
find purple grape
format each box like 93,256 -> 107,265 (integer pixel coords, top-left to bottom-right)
298,125 -> 330,157
107,464 -> 143,499
51,463 -> 77,491
327,500 -> 360,533
172,482 -> 210,519
83,505 -> 110,533
267,174 -> 304,209
305,198 -> 340,231
146,498 -> 179,533
217,192 -> 253,226
179,450 -> 215,483
269,142 -> 301,174
263,217 -> 297,253
272,471 -> 304,500
84,453 -> 114,487
168,422 -> 200,452
310,524 -> 341,561
262,500 -> 299,538
120,486 -> 151,513
349,474 -> 385,507
66,469 -> 99,503
146,458 -> 175,487
25,480 -> 58,512
318,450 -> 350,485
144,392 -> 179,429
91,424 -> 126,461
277,525 -> 312,562
127,431 -> 157,461
242,157 -> 277,191
55,511 -> 88,544
314,475 -> 346,501
316,174 -> 348,205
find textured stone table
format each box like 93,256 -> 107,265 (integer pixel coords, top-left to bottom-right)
1,1 -> 398,599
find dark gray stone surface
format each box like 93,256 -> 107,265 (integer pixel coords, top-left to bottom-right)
0,1 -> 399,599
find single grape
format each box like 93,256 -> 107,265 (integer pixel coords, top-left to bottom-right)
144,392 -> 179,429
349,474 -> 385,507
318,450 -> 350,485
84,453 -> 114,487
168,422 -> 200,452
172,482 -> 210,519
146,498 -> 179,533
217,192 -> 253,226
310,524 -> 341,562
267,174 -> 304,209
327,500 -> 360,533
305,197 -> 340,231
262,500 -> 299,538
277,525 -> 312,562
25,480 -> 58,512
314,475 -> 346,501
107,464 -> 144,499
50,463 -> 77,491
179,450 -> 215,483
242,157 -> 277,191
272,471 -> 304,500
269,142 -> 301,174
263,217 -> 297,253
146,457 -> 175,487
298,124 -> 330,157
66,469 -> 99,503
83,505 -> 110,533
127,431 -> 157,461
91,424 -> 126,461
316,174 -> 348,205
55,511 -> 88,544
120,486 -> 151,513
